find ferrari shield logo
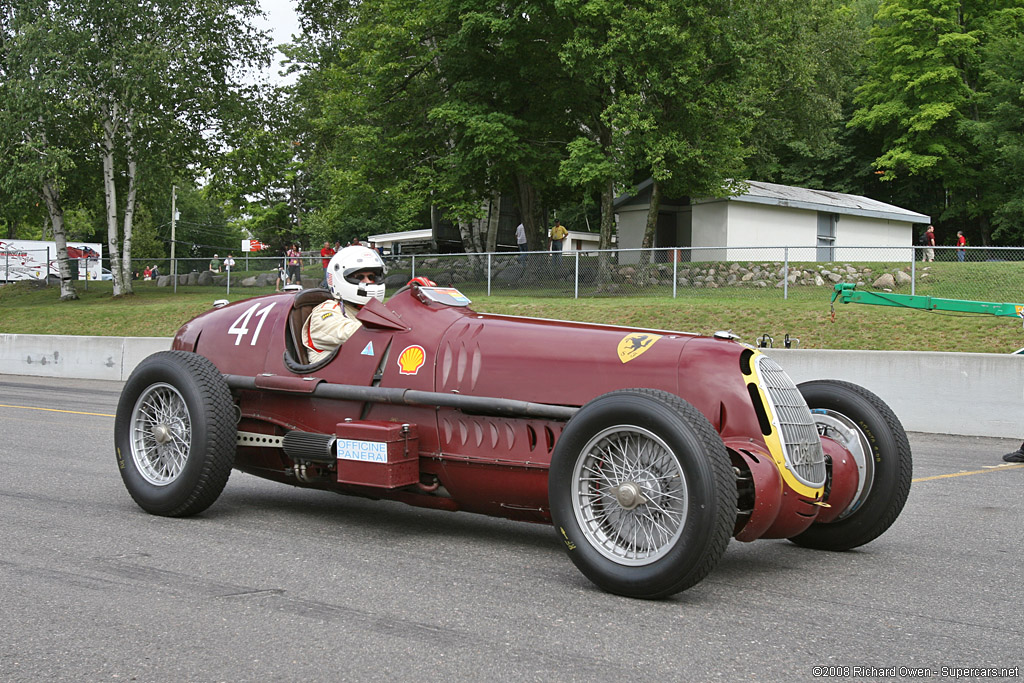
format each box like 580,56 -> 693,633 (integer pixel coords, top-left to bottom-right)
617,333 -> 661,363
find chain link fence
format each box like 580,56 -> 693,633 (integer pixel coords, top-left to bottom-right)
389,245 -> 1024,303
6,245 -> 1024,304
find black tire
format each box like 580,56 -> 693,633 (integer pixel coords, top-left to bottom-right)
790,380 -> 912,551
114,351 -> 236,517
549,389 -> 736,599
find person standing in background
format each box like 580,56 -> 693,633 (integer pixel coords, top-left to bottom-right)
548,219 -> 568,264
924,225 -> 936,262
515,222 -> 528,263
287,244 -> 302,284
320,241 -> 336,287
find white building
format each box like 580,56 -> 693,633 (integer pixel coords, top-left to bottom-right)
614,179 -> 930,262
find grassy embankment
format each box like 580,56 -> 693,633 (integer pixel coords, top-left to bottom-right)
1,261 -> 1022,353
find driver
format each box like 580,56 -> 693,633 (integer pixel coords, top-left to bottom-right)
301,245 -> 386,363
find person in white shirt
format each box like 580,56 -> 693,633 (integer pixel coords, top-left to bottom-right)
515,222 -> 527,263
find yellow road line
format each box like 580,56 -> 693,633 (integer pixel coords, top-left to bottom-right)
0,403 -> 115,418
914,464 -> 1024,482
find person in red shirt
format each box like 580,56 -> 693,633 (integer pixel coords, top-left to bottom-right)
320,242 -> 336,287
956,231 -> 966,262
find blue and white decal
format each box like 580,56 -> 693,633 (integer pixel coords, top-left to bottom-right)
337,439 -> 388,463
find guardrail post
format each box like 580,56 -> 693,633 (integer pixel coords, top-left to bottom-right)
411,255 -> 416,279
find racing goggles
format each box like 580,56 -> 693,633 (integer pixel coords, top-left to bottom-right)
344,269 -> 383,285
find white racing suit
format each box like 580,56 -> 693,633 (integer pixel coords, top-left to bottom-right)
301,299 -> 362,363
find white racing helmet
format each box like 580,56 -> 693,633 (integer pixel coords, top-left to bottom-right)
326,246 -> 387,305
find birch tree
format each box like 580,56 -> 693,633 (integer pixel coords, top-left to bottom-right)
3,0 -> 270,295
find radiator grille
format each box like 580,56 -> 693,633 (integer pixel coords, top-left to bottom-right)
754,355 -> 826,488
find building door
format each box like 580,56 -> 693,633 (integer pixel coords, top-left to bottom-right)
816,213 -> 837,261
655,212 -> 683,262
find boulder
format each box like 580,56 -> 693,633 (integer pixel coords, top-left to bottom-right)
197,271 -> 214,286
873,273 -> 896,289
156,275 -> 173,287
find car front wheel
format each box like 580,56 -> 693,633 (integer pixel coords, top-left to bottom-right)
549,389 -> 736,599
114,350 -> 236,516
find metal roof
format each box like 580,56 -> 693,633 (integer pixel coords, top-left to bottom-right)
616,178 -> 930,224
694,180 -> 931,224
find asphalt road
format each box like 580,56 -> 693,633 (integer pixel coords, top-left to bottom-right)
1,374 -> 1021,682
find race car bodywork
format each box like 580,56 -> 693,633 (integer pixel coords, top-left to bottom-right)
115,285 -> 912,598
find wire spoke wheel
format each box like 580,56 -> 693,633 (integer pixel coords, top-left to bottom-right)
572,426 -> 687,566
115,351 -> 236,517
130,383 -> 192,486
549,389 -> 735,599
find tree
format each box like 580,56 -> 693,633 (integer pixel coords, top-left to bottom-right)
294,0 -> 581,259
0,0 -> 95,300
3,0 -> 271,296
965,7 -> 1024,242
848,0 -> 1017,244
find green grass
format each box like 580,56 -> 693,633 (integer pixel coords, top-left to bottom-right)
2,268 -> 1022,353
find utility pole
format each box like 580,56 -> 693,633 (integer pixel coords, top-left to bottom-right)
171,185 -> 177,293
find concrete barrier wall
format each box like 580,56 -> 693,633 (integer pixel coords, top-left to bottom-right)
768,349 -> 1023,439
1,334 -> 1020,438
0,334 -> 170,382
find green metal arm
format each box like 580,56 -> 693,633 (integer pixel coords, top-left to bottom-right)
831,283 -> 1024,319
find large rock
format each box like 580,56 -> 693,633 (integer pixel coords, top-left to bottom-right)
187,272 -> 199,286
241,276 -> 258,287
156,275 -> 173,287
895,270 -> 912,286
873,273 -> 896,289
197,270 -> 214,286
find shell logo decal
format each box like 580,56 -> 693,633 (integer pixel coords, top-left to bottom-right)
397,345 -> 427,375
617,333 -> 661,363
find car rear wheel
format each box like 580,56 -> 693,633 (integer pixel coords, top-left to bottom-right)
549,389 -> 736,599
115,351 -> 236,516
789,380 -> 912,551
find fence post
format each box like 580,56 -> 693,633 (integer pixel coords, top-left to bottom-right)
672,249 -> 678,299
46,246 -> 51,287
173,256 -> 178,294
411,255 -> 416,279
487,252 -> 492,297
910,247 -> 916,296
783,247 -> 789,300
574,251 -> 580,299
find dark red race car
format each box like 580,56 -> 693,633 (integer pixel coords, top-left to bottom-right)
114,284 -> 912,598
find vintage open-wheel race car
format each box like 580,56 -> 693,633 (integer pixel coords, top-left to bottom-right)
114,283 -> 912,599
